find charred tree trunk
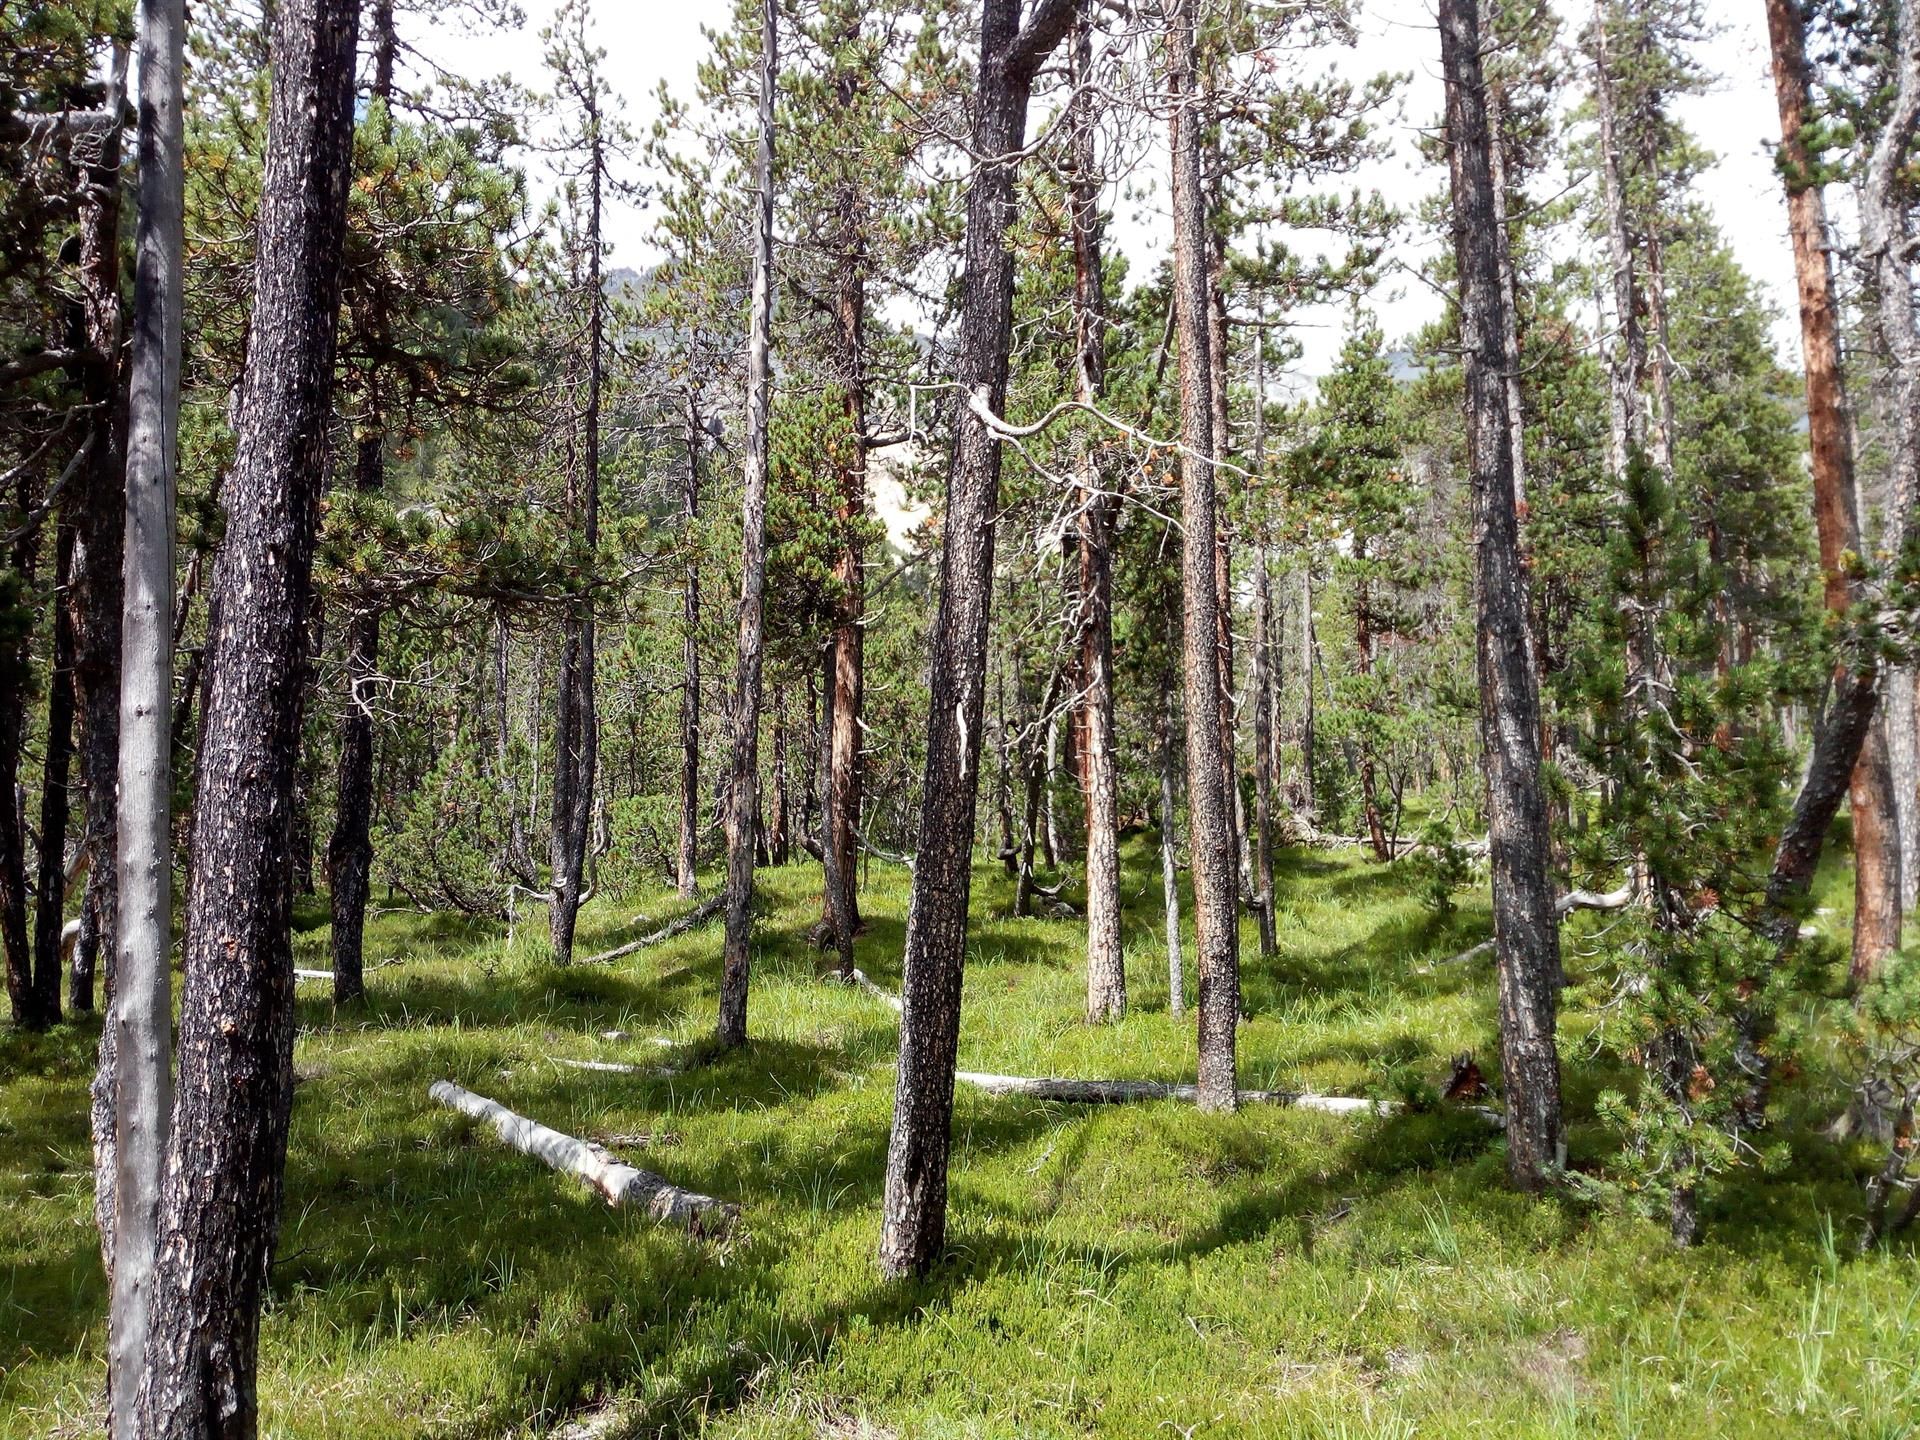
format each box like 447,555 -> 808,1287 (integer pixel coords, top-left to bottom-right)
719,0 -> 776,1049
1301,568 -> 1318,819
1355,566 -> 1389,862
1441,0 -> 1564,1191
132,2 -> 360,1433
877,0 -> 1076,1281
1251,550 -> 1277,957
1168,0 -> 1238,1112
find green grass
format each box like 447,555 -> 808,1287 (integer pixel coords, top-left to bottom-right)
3,837 -> 1917,1438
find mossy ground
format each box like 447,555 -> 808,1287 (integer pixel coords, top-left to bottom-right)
2,837 -> 1916,1438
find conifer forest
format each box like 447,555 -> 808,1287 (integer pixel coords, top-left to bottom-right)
12,0 -> 1920,1434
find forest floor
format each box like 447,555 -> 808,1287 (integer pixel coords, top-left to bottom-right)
3,837 -> 1919,1438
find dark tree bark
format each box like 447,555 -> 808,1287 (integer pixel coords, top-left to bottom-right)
769,692 -> 790,865
1251,550 -> 1277,957
1301,568 -> 1318,819
1069,2 -> 1123,1022
324,2 -> 399,1001
719,0 -> 777,1048
1440,0 -> 1564,1191
30,522 -> 76,1024
1,472 -> 40,1030
132,1 -> 362,1433
877,0 -> 1076,1281
1167,0 -> 1238,1113
325,436 -> 381,1004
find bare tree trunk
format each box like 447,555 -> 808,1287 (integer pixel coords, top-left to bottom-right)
1441,0 -> 1564,1191
1160,671 -> 1185,1016
549,94 -> 605,966
1252,551 -> 1277,956
1301,568 -> 1318,819
877,0 -> 1075,1282
769,693 -> 789,865
1,481 -> 38,1030
1355,566 -> 1389,862
103,0 -> 180,1427
70,46 -> 128,1023
31,524 -> 76,1023
719,0 -> 776,1049
326,436 -> 381,1003
1249,297 -> 1277,956
132,1 -> 360,1432
677,391 -> 703,898
1168,0 -> 1237,1113
1851,0 -> 1920,984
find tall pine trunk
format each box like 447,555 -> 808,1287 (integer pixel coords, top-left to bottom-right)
1069,3 -> 1123,1021
104,0 -> 183,1426
1440,0 -> 1564,1191
1758,0 -> 1915,988
719,0 -> 777,1048
549,100 -> 605,966
132,2 -> 361,1432
1168,0 -> 1238,1113
877,0 -> 1076,1281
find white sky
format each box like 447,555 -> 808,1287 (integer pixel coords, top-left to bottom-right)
414,0 -> 1801,382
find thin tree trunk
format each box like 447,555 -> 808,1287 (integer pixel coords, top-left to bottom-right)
1167,0 -> 1237,1110
1072,81 -> 1125,1016
1355,566 -> 1389,862
71,52 -> 128,1020
326,437 -> 381,1004
132,1 -> 360,1432
719,0 -> 776,1049
878,0 -> 1075,1281
1252,550 -> 1277,957
1,477 -> 38,1030
1850,0 -> 1920,983
31,523 -> 76,1023
103,0 -> 181,1426
1440,0 -> 1564,1191
769,692 -> 789,865
1302,568 -> 1318,819
677,390 -> 703,898
549,96 -> 605,966
1159,671 -> 1185,1016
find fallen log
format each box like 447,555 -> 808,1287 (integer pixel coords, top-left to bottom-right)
1435,882 -> 1636,965
429,1080 -> 736,1232
582,893 -> 724,965
954,1071 -> 1501,1125
848,967 -> 903,1013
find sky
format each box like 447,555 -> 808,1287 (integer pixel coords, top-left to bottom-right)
412,0 -> 1803,384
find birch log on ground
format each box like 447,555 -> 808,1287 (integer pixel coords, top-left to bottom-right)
954,1071 -> 1502,1125
583,893 -> 724,964
429,1081 -> 736,1232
